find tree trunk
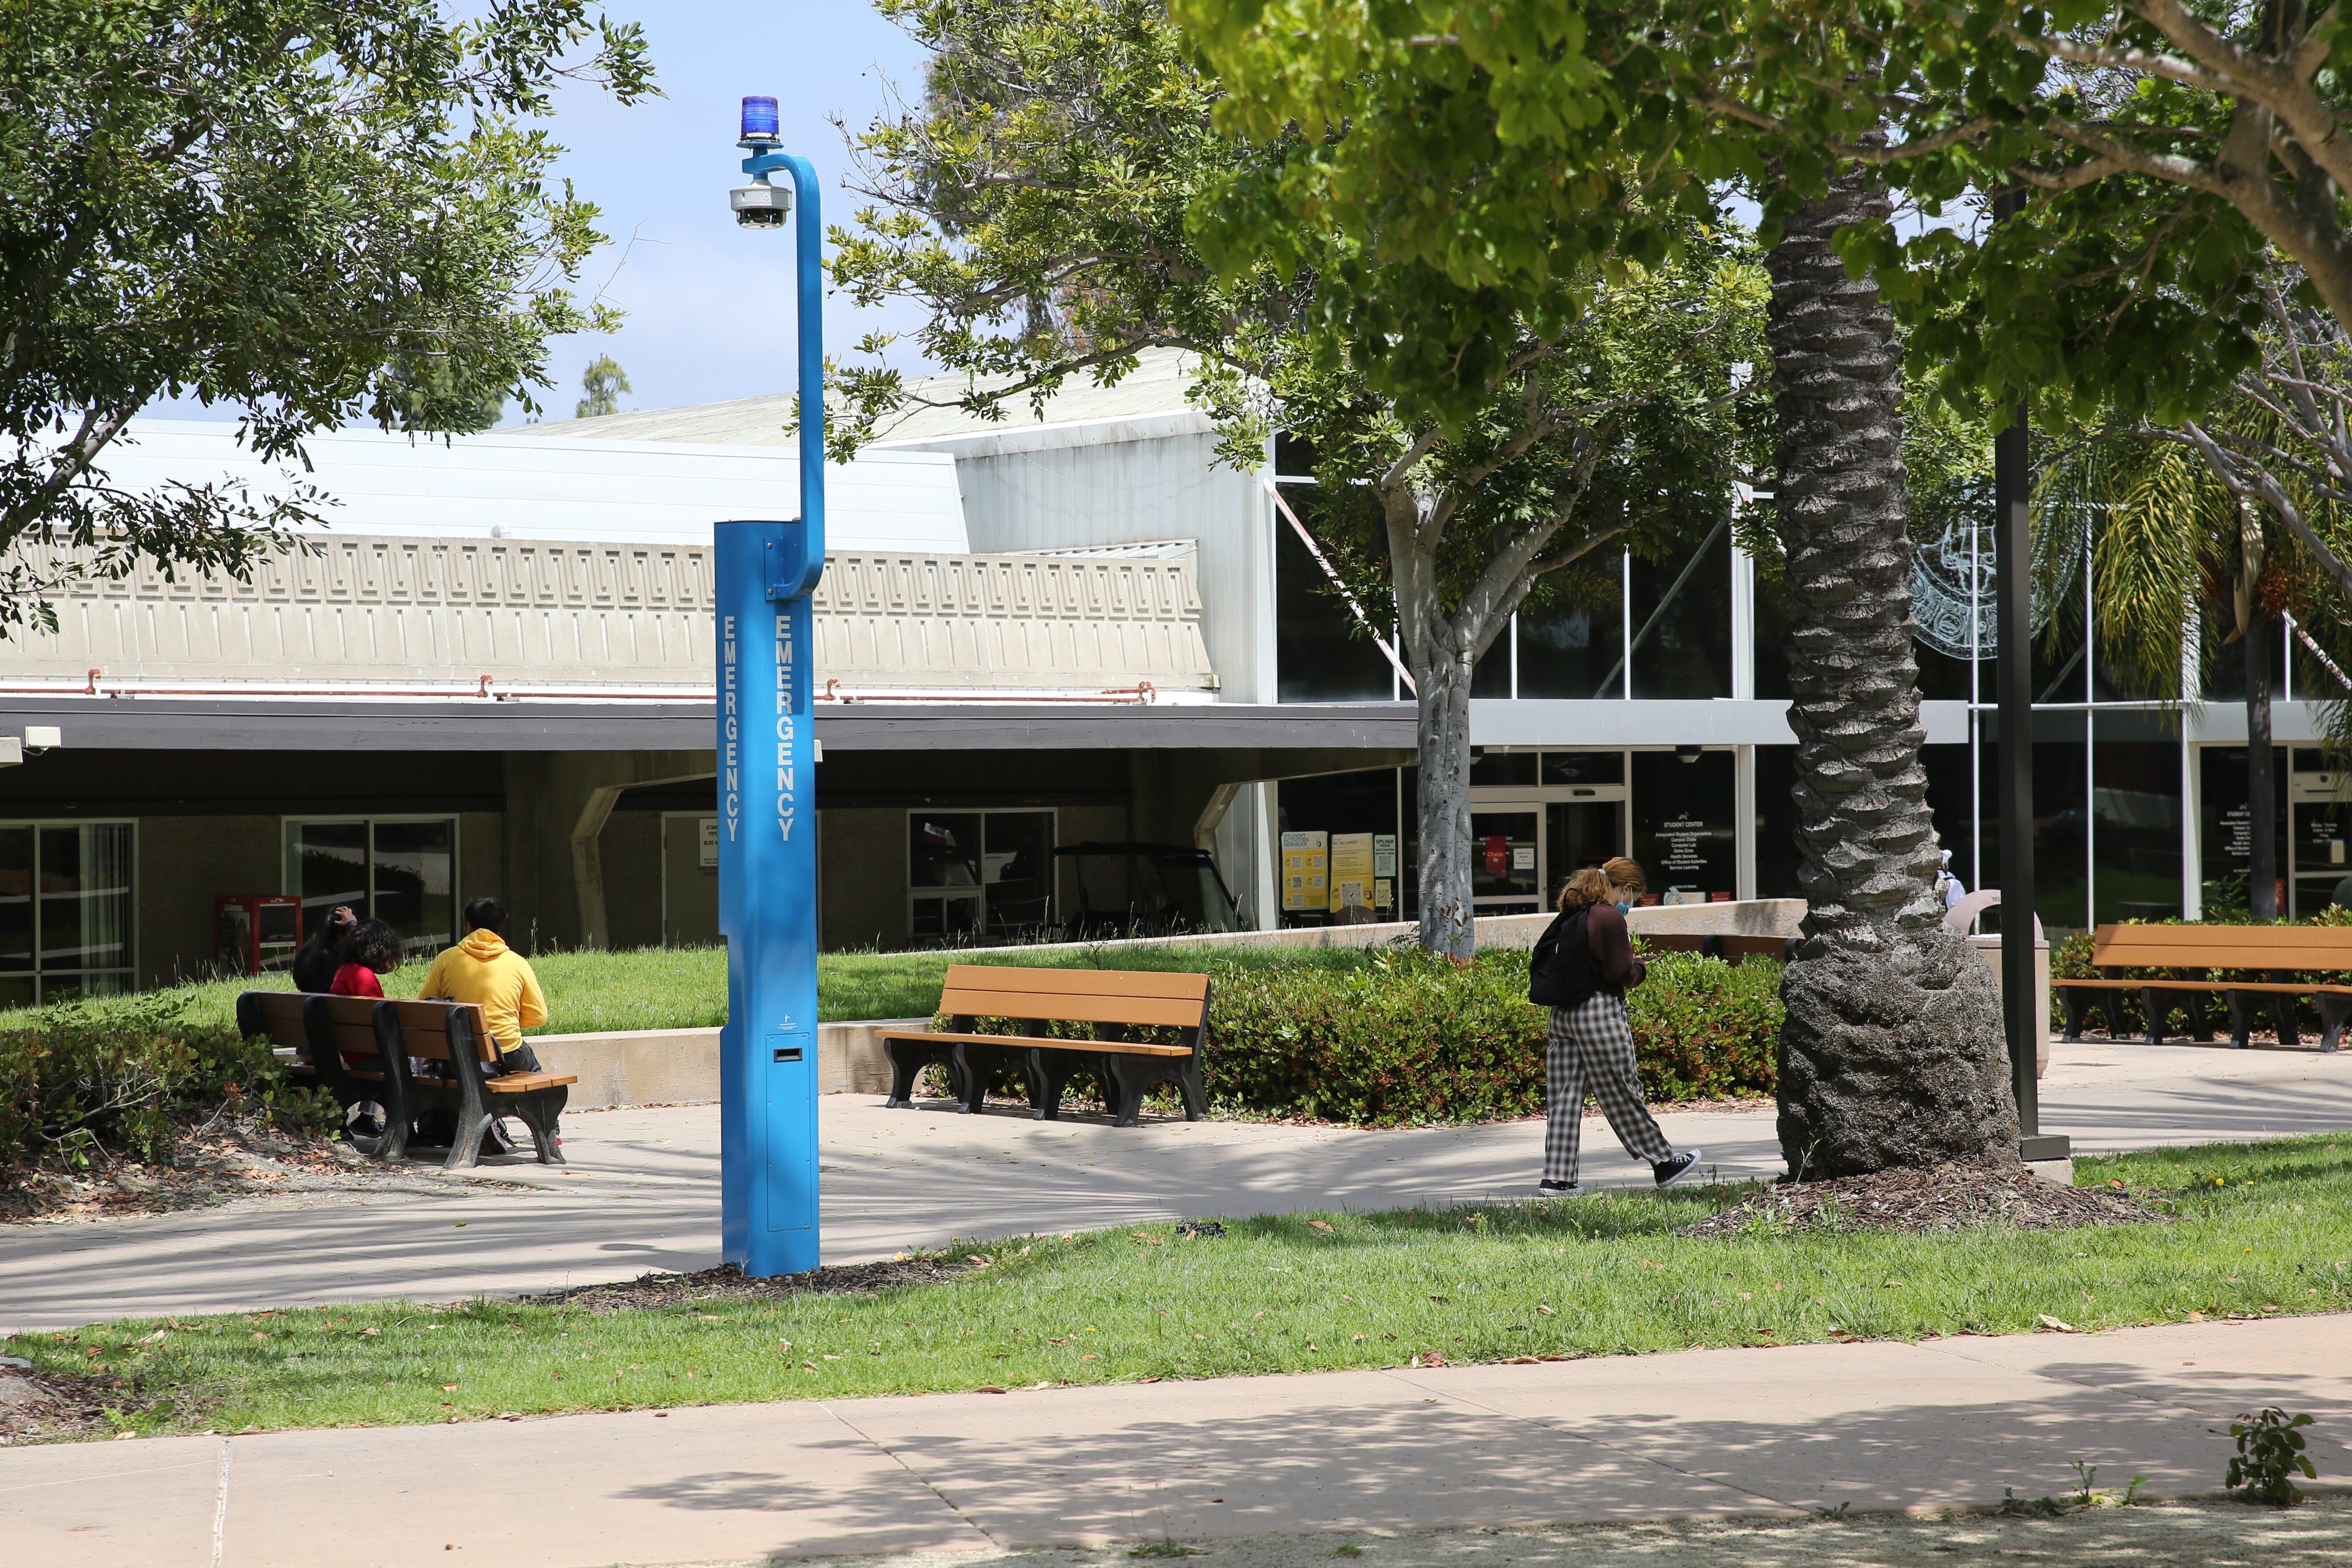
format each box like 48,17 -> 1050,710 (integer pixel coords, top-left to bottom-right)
1763,163 -> 2018,1178
2247,610 -> 2279,920
1414,649 -> 1477,959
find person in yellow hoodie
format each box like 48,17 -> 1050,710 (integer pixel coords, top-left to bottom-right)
418,897 -> 548,1076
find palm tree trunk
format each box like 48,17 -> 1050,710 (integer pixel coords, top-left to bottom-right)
2247,610 -> 2279,920
1763,162 -> 2019,1178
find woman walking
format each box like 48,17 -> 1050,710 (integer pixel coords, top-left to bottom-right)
1528,857 -> 1702,1197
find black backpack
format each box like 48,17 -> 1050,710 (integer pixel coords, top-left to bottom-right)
1528,905 -> 1593,1007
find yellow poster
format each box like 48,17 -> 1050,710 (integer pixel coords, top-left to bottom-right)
1280,830 -> 1328,912
1329,832 -> 1376,913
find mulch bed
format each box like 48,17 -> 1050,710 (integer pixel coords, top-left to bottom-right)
526,1259 -> 970,1313
0,1116 -> 527,1225
1678,1162 -> 2168,1238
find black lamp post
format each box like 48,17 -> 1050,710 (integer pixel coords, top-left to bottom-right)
1991,189 -> 2071,1165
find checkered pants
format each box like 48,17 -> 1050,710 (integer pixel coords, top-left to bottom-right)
1542,993 -> 1671,1184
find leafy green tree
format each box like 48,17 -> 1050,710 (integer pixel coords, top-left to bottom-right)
2032,273 -> 2352,920
830,0 -> 1764,953
576,354 -> 633,419
0,0 -> 653,630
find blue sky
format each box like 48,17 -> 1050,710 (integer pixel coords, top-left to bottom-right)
163,2 -> 936,426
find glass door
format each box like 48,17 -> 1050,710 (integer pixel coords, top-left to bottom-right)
1470,806 -> 1543,913
2290,762 -> 2352,917
1546,800 -> 1624,893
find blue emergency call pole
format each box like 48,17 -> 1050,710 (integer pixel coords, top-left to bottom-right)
716,96 -> 824,1275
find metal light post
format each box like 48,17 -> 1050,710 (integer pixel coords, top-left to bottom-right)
1990,189 -> 2068,1167
716,96 -> 826,1274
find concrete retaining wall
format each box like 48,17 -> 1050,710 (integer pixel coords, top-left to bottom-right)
531,1018 -> 919,1110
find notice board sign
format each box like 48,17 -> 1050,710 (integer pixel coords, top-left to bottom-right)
1281,830 -> 1329,912
1329,832 -> 1376,913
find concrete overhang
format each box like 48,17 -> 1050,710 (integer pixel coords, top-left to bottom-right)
0,697 -> 1420,754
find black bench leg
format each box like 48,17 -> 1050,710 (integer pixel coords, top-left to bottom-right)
509,1089 -> 566,1164
1028,1048 -> 1061,1120
2320,994 -> 2351,1053
2186,976 -> 2216,1042
2138,987 -> 2168,1047
951,1044 -> 993,1113
883,1039 -> 931,1108
2269,975 -> 2301,1049
1176,1054 -> 1207,1122
2058,987 -> 2090,1043
1101,1055 -> 1149,1128
2226,990 -> 2255,1049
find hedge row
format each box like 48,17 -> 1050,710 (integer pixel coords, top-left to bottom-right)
0,997 -> 333,1172
1200,947 -> 1780,1127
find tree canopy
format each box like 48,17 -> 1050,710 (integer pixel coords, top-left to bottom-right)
0,0 -> 653,627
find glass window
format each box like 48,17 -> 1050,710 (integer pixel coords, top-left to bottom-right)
2198,746 -> 2286,916
983,813 -> 1055,939
906,810 -> 1053,945
1274,769 -> 1403,927
2092,724 -> 2183,924
283,818 -> 457,960
0,825 -> 31,975
1468,751 -> 1538,788
0,821 -> 135,1003
1274,492 -> 1392,702
39,825 -> 134,978
1632,751 -> 1738,902
1470,810 -> 1542,904
1630,531 -> 1733,699
371,820 -> 456,955
1541,751 -> 1624,786
1517,570 -> 1625,699
1753,746 -> 1804,900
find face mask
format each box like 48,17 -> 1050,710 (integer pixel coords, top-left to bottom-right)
1615,900 -> 1634,914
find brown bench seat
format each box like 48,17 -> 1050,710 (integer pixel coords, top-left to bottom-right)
2057,924 -> 2352,1051
878,965 -> 1209,1126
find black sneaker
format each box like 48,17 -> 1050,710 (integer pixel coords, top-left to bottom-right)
1652,1150 -> 1703,1190
1534,1178 -> 1584,1198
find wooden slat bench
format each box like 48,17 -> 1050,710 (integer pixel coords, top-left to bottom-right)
238,991 -> 577,1168
389,1000 -> 576,1169
878,965 -> 1210,1126
2057,924 -> 2352,1051
236,991 -> 415,1159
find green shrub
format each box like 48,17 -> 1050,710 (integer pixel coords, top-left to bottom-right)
0,997 -> 334,1172
1199,947 -> 1780,1127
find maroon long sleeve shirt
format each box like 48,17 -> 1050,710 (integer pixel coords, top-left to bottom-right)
1585,903 -> 1646,994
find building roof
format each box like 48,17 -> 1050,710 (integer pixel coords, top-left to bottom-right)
99,419 -> 970,554
501,346 -> 1207,450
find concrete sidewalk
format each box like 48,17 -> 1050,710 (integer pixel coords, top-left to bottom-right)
4,1314 -> 2348,1568
4,1039 -> 2351,1332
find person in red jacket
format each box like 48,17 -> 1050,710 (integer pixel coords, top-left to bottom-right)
1526,857 -> 1701,1198
330,920 -> 403,998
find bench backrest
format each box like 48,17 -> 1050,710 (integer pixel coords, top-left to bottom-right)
938,965 -> 1210,1030
308,994 -> 399,1073
2091,923 -> 2352,970
386,998 -> 500,1065
237,990 -> 309,1052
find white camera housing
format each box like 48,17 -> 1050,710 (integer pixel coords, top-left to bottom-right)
731,181 -> 791,228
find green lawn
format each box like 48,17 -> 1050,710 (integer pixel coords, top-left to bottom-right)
12,1133 -> 2349,1441
23,939 -> 1387,1035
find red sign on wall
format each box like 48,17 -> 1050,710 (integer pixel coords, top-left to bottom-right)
1483,836 -> 1507,876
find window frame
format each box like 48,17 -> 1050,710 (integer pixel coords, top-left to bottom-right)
904,807 -> 1058,947
280,814 -> 462,958
0,817 -> 140,1005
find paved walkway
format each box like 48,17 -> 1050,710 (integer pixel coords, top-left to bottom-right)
4,1040 -> 2350,1332
4,1315 -> 2348,1568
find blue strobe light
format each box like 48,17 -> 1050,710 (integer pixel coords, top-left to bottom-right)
740,95 -> 780,144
